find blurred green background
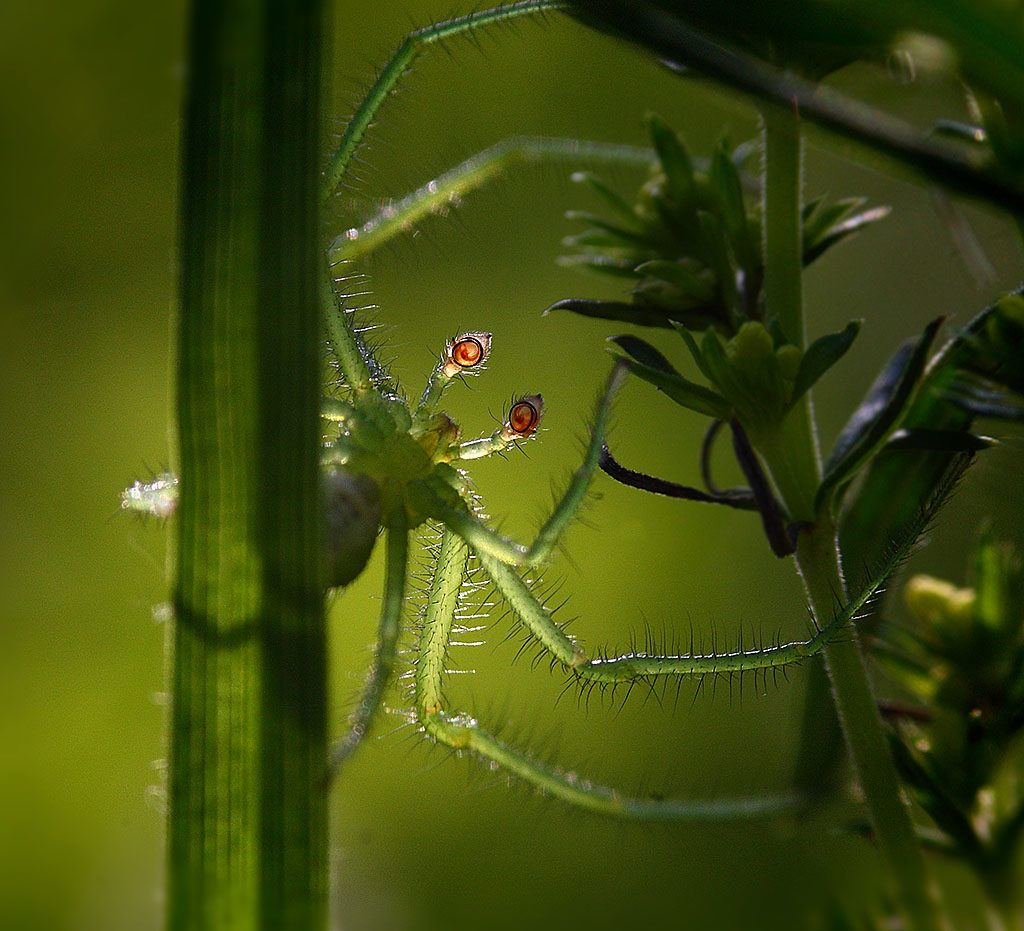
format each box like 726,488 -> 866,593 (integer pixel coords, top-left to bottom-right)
2,2 -> 1023,929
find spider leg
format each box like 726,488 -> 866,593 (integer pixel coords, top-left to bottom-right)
328,509 -> 409,778
320,3 -> 572,393
321,2 -> 564,202
321,261 -> 382,394
473,484 -> 938,682
329,136 -> 655,265
437,363 -> 628,568
415,527 -> 800,820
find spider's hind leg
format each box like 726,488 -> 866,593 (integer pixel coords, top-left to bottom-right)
413,527 -> 800,821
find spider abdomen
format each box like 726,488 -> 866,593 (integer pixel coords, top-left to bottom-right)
324,466 -> 382,588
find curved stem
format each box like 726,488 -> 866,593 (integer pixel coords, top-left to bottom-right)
569,0 -> 1024,214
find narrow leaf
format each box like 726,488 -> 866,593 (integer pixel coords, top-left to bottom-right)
543,298 -> 672,328
647,113 -> 695,206
571,170 -> 643,225
557,254 -> 642,278
608,334 -> 679,374
635,259 -> 716,303
562,229 -> 632,249
564,210 -> 658,247
804,205 -> 891,265
803,196 -> 866,246
818,317 -> 944,512
710,139 -> 756,269
611,353 -> 731,419
790,320 -> 861,403
671,320 -> 714,381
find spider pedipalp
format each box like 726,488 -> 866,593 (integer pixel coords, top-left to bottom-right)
443,331 -> 492,376
503,394 -> 544,441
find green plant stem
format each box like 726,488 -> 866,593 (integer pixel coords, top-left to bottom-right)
169,2 -> 327,929
760,103 -> 943,931
796,525 -> 943,931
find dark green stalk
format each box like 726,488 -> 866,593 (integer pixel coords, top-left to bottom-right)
169,2 -> 327,929
759,104 -> 943,931
569,0 -> 1024,215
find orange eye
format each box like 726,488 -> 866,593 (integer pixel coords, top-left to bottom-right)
507,395 -> 543,438
452,337 -> 483,368
447,331 -> 491,372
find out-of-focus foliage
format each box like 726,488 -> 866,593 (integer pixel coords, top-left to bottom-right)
552,116 -> 887,333
879,536 -> 1024,917
569,0 -> 1024,210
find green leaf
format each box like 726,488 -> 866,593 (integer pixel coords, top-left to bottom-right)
790,320 -> 861,403
841,291 -> 1024,566
562,229 -> 633,250
611,352 -> 731,419
818,317 -> 944,513
635,259 -> 716,305
571,170 -> 643,225
804,205 -> 890,265
564,210 -> 658,248
556,254 -> 642,278
608,334 -> 678,374
698,327 -> 747,408
671,320 -> 715,381
647,113 -> 695,206
543,298 -> 673,328
803,196 -> 865,245
696,210 -> 742,325
710,138 -> 756,269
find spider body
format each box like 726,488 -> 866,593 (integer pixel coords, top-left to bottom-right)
319,329 -> 543,586
312,2 -> 949,817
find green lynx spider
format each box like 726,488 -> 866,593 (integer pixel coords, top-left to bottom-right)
311,302 -> 902,819
124,0 -> 937,820
318,2 -> 947,817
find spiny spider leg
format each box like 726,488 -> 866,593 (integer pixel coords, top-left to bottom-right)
472,450 -> 952,682
320,3 -> 573,395
415,527 -> 801,820
329,509 -> 409,777
433,365 -> 628,569
321,1 -> 565,203
329,137 -> 655,265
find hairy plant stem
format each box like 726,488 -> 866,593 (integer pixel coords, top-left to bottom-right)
759,102 -> 943,931
169,2 -> 327,929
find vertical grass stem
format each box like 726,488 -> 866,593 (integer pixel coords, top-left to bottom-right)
169,2 -> 328,928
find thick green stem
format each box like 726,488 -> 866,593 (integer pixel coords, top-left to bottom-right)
169,2 -> 327,929
760,103 -> 943,931
796,526 -> 943,931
